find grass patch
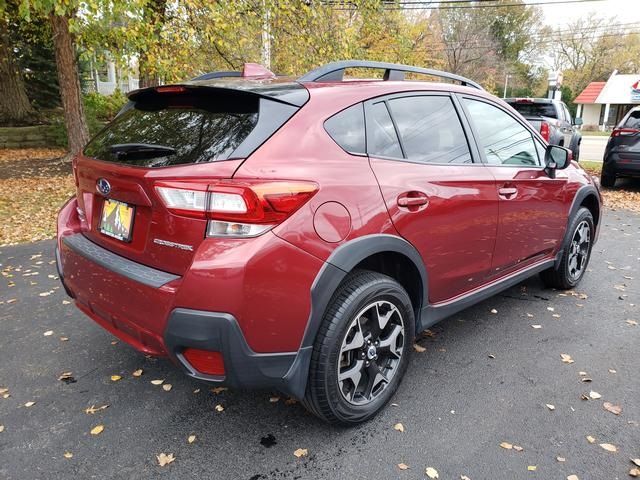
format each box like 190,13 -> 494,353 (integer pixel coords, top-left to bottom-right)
580,161 -> 602,175
581,131 -> 611,137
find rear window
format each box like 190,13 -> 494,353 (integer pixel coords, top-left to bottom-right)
84,90 -> 293,167
507,102 -> 558,119
622,110 -> 640,129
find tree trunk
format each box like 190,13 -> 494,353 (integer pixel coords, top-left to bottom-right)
138,0 -> 167,88
50,13 -> 89,154
0,18 -> 37,126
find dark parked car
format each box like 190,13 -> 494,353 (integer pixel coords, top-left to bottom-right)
56,61 -> 602,424
601,106 -> 640,187
505,97 -> 583,160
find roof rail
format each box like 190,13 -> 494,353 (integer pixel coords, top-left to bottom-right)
192,63 -> 277,82
191,71 -> 241,81
298,60 -> 483,90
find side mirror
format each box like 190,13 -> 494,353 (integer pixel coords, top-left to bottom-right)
572,117 -> 583,126
545,145 -> 571,178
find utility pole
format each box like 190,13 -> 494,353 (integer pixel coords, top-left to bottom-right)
503,74 -> 511,98
261,0 -> 271,69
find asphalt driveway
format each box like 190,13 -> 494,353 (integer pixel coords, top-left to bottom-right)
0,211 -> 638,480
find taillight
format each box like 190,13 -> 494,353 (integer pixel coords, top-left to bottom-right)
612,128 -> 640,137
540,121 -> 551,142
155,180 -> 319,237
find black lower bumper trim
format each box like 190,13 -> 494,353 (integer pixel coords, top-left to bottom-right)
164,308 -> 310,398
55,245 -> 74,299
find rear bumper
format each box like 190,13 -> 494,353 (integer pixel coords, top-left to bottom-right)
603,151 -> 640,176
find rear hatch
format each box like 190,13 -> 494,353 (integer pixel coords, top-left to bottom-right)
75,82 -> 307,275
608,109 -> 640,158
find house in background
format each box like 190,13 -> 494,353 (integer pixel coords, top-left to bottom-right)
575,70 -> 640,130
87,59 -> 139,95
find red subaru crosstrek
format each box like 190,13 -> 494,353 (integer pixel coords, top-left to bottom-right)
57,61 -> 602,424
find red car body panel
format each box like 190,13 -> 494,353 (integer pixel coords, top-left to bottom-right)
56,73 -> 602,395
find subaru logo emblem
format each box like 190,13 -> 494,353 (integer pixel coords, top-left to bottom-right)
96,178 -> 111,196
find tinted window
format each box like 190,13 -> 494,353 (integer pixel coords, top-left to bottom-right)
507,101 -> 558,119
368,102 -> 403,158
464,99 -> 540,166
85,91 -> 261,167
387,96 -> 472,164
623,110 -> 640,129
324,103 -> 366,154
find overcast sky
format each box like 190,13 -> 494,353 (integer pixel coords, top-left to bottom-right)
531,0 -> 640,27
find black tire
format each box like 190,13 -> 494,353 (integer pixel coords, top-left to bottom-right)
600,171 -> 616,188
303,270 -> 415,425
540,207 -> 594,289
572,146 -> 580,162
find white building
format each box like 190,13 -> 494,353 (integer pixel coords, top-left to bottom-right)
90,60 -> 139,95
574,71 -> 640,130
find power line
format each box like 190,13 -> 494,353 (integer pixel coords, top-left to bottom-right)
329,0 -> 605,10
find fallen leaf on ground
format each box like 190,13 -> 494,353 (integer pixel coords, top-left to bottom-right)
567,475 -> 579,480
552,314 -> 561,318
215,404 -> 224,412
426,467 -> 439,479
397,463 -> 409,470
293,448 -> 308,458
187,435 -> 196,444
461,476 -> 471,480
557,456 -> 565,462
599,443 -> 617,452
490,309 -> 497,314
513,445 -> 524,452
43,330 -> 53,336
60,336 -> 68,341
85,404 -> 109,414
632,459 -> 640,467
150,379 -> 164,385
546,404 -> 555,411
500,442 -> 513,450
24,401 -> 35,407
608,369 -> 617,374
581,377 -> 592,383
132,369 -> 143,377
394,423 -> 405,432
284,397 -> 298,405
547,307 -> 555,312
0,425 -> 4,432
586,436 -> 596,443
488,354 -> 495,359
589,391 -> 602,399
626,320 -> 638,326
630,468 -> 640,477
413,344 -> 426,353
269,396 -> 280,403
90,425 -> 104,435
528,466 -> 537,471
58,372 -> 74,381
193,389 -> 200,394
210,387 -> 227,394
531,324 -> 542,329
162,384 -> 172,391
561,354 -> 574,364
110,375 -> 121,382
603,402 -> 622,415
157,453 -> 175,466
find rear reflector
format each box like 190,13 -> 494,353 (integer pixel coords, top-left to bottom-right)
182,348 -> 225,376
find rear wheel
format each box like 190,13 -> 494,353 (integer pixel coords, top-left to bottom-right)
600,171 -> 616,188
540,207 -> 594,289
303,270 -> 414,425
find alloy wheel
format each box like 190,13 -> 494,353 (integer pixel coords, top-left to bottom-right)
568,220 -> 591,281
337,300 -> 405,406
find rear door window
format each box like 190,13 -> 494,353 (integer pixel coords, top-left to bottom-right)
386,96 -> 472,164
84,90 -> 296,167
367,102 -> 403,158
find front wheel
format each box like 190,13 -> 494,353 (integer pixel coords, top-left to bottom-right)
303,270 -> 415,425
540,207 -> 594,289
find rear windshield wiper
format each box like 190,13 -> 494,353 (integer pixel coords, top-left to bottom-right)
109,143 -> 176,160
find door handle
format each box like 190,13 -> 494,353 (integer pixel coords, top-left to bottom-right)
397,192 -> 429,208
498,187 -> 518,199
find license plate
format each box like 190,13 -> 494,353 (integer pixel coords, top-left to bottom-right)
99,199 -> 135,242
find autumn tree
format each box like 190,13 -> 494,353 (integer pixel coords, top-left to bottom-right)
0,2 -> 37,125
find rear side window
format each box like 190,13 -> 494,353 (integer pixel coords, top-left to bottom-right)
622,110 -> 640,129
324,103 -> 366,155
368,102 -> 403,158
507,102 -> 558,119
84,90 -> 297,167
387,96 -> 472,164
